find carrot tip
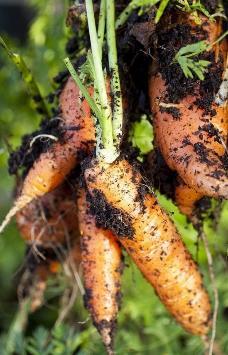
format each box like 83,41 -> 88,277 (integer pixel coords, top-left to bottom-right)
0,195 -> 33,234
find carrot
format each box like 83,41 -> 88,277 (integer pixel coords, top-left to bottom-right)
84,158 -> 211,335
16,182 -> 79,248
175,178 -> 204,218
0,76 -> 95,233
149,14 -> 228,199
77,189 -> 122,354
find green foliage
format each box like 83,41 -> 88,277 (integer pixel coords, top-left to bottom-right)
174,41 -> 210,80
129,115 -> 154,156
155,0 -> 170,23
0,36 -> 50,117
175,0 -> 212,23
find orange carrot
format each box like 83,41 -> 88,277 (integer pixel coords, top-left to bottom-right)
84,158 -> 211,335
77,189 -> 122,354
0,77 -> 95,233
149,14 -> 227,199
175,178 -> 204,218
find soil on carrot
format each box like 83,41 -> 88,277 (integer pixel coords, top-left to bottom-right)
83,289 -> 117,348
8,116 -> 64,177
155,13 -> 223,115
87,189 -> 135,238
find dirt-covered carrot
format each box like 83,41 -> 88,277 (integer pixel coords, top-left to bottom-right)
77,189 -> 122,354
84,158 -> 211,335
16,182 -> 79,248
149,13 -> 228,198
0,77 -> 95,233
175,178 -> 204,217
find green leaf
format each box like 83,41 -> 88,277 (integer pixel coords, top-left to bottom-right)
177,40 -> 208,57
174,40 -> 211,80
129,116 -> 154,155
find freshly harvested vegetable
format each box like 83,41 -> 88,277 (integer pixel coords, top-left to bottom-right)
149,13 -> 228,198
0,77 -> 95,233
85,158 -> 211,335
77,189 -> 122,354
175,178 -> 204,217
16,182 -> 79,248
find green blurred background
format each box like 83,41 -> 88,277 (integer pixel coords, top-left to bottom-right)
0,1 -> 227,354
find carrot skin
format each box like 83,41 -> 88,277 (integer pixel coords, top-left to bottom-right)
85,158 -> 211,335
175,178 -> 204,217
21,77 -> 95,201
0,77 -> 96,234
77,189 -> 122,354
149,15 -> 228,198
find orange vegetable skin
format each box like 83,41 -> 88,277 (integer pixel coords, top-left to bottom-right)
85,159 -> 211,335
16,183 -> 79,248
149,16 -> 228,198
77,190 -> 122,354
0,77 -> 95,233
21,77 -> 95,201
175,178 -> 204,217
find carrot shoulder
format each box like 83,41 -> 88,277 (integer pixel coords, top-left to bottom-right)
77,189 -> 122,354
149,14 -> 228,198
85,158 -> 211,335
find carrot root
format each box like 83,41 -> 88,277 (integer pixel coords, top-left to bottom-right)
85,158 -> 211,335
0,195 -> 33,234
78,189 -> 122,353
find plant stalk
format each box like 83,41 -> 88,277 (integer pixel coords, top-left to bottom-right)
0,36 -> 50,118
106,0 -> 123,150
85,0 -> 117,162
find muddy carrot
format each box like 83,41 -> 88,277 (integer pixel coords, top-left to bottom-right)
77,189 -> 122,354
0,77 -> 95,233
149,13 -> 228,198
84,158 -> 211,335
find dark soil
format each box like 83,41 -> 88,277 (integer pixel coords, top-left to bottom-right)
87,189 -> 135,238
201,0 -> 218,12
8,116 -> 64,177
155,12 -> 223,115
144,149 -> 177,199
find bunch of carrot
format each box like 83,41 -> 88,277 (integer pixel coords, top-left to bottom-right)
1,0 -> 227,354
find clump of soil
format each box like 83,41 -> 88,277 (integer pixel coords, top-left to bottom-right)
8,116 -> 64,177
87,189 -> 135,238
155,12 -> 223,115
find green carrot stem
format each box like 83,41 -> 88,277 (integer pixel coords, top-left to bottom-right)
155,0 -> 170,23
85,0 -> 116,161
209,30 -> 228,49
115,0 -> 139,29
106,0 -> 123,149
64,57 -> 101,119
115,0 -> 160,29
0,36 -> 50,117
98,0 -> 106,55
